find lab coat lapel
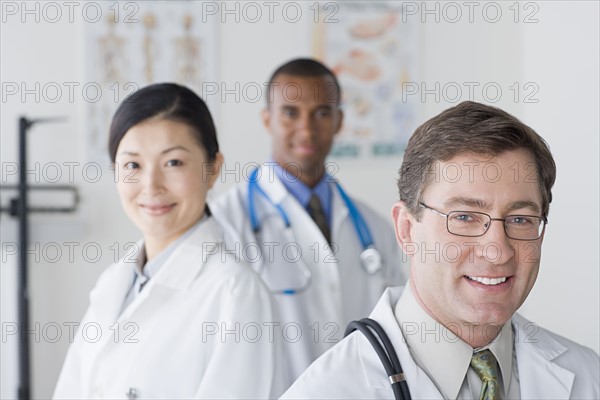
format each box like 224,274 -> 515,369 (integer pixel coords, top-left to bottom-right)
247,164 -> 289,227
119,217 -> 222,321
356,291 -> 576,399
361,287 -> 444,399
330,184 -> 350,242
258,164 -> 345,307
257,164 -> 288,205
88,242 -> 140,328
513,313 -> 574,399
152,217 -> 221,290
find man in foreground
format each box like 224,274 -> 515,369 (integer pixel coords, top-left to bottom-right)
281,101 -> 599,399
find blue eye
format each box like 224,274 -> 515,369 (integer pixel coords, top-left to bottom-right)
454,213 -> 475,222
507,216 -> 533,225
450,212 -> 484,225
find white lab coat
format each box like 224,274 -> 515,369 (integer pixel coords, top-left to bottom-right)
281,286 -> 600,399
210,164 -> 407,383
53,217 -> 283,399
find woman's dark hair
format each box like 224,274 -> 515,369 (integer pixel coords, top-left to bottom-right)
108,83 -> 219,162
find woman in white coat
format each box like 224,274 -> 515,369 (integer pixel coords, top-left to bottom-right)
53,83 -> 283,399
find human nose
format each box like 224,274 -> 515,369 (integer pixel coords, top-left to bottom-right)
141,166 -> 165,195
294,112 -> 314,136
475,219 -> 515,265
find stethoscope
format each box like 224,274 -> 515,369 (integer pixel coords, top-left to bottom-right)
345,318 -> 411,400
248,167 -> 383,295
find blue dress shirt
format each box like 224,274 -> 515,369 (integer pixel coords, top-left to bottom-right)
272,162 -> 333,227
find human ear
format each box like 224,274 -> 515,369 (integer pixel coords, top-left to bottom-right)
333,108 -> 344,136
391,201 -> 415,254
206,152 -> 224,189
261,108 -> 271,133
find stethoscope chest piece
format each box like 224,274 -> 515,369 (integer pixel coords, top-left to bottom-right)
360,247 -> 383,274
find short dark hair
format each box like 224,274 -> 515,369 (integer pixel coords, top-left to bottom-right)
398,101 -> 556,218
108,83 -> 219,162
265,58 -> 341,105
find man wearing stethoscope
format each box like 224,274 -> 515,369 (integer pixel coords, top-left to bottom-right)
281,102 -> 600,399
210,58 -> 407,386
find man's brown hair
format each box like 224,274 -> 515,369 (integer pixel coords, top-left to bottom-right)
398,101 -> 556,219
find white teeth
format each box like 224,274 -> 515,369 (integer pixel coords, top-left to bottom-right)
468,276 -> 507,285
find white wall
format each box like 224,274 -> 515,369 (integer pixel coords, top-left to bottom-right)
1,1 -> 598,398
517,0 -> 600,353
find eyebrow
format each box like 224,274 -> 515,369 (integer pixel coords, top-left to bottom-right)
315,104 -> 336,111
443,197 -> 541,214
161,146 -> 190,154
278,104 -> 338,115
443,197 -> 492,210
118,145 -> 190,157
505,200 -> 541,214
118,151 -> 139,157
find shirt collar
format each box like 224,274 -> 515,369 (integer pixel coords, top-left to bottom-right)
394,283 -> 513,399
133,215 -> 207,280
271,159 -> 332,217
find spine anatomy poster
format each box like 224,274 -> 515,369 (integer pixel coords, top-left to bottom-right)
84,2 -> 218,162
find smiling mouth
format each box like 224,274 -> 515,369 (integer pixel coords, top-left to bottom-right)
296,147 -> 316,154
466,276 -> 508,286
140,203 -> 176,215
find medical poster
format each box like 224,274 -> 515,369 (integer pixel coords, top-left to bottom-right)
313,2 -> 420,158
84,1 -> 218,163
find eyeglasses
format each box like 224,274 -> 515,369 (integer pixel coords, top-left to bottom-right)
419,202 -> 547,241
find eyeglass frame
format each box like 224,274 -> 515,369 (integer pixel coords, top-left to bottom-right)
418,202 -> 548,241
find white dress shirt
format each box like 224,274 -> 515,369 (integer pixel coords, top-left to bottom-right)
395,283 -> 521,399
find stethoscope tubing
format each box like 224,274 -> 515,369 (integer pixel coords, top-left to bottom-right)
247,166 -> 382,294
248,167 -> 375,248
334,181 -> 375,249
345,318 -> 411,400
249,168 -> 290,231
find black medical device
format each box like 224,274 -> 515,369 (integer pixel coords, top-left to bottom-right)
345,318 -> 412,400
0,116 -> 76,400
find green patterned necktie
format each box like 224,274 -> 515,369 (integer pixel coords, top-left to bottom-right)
471,350 -> 500,400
